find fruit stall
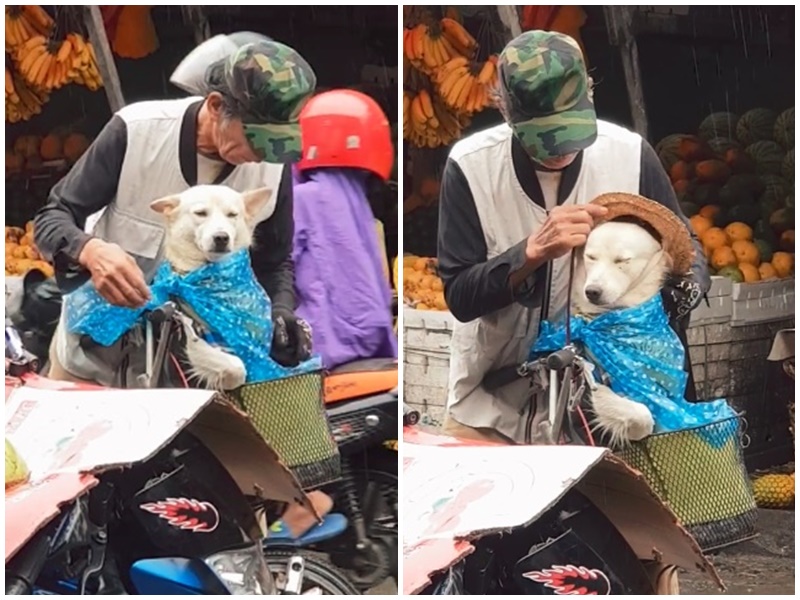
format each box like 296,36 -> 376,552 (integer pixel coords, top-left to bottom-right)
402,6 -> 795,474
6,6 -> 399,299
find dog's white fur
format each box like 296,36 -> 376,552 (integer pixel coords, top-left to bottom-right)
571,220 -> 673,447
150,185 -> 275,391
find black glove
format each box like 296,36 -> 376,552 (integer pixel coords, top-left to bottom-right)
270,308 -> 313,367
661,276 -> 703,322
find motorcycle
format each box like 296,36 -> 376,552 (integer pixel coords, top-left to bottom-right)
401,351 -> 726,595
5,324 -> 359,595
7,273 -> 397,593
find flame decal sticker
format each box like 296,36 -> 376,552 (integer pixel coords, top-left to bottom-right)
139,497 -> 220,533
522,564 -> 611,595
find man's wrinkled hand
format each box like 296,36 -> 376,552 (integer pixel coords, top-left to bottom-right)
525,204 -> 608,263
78,238 -> 150,309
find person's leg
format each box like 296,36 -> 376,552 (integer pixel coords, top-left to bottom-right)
279,490 -> 334,538
441,414 -> 516,445
47,337 -> 97,384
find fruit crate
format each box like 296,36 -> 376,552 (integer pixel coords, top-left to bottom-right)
689,276 -> 732,327
730,278 -> 795,327
403,307 -> 454,425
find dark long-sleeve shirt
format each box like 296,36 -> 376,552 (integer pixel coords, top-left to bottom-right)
437,134 -> 710,323
34,105 -> 296,313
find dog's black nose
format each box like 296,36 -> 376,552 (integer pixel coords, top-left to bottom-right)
212,233 -> 230,251
585,286 -> 603,304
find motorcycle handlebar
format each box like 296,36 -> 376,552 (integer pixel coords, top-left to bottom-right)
482,347 -> 579,392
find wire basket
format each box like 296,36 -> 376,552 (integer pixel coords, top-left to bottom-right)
616,416 -> 758,552
229,371 -> 340,490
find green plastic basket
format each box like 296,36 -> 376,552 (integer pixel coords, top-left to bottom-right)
230,371 -> 340,490
617,416 -> 758,552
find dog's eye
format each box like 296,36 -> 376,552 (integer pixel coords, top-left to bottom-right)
226,212 -> 239,219
614,257 -> 631,264
193,210 -> 208,218
585,254 -> 597,262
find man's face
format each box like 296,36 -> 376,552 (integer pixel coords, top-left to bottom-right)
214,117 -> 260,165
533,152 -> 579,171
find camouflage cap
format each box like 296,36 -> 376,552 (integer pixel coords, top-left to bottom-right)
224,40 -> 317,163
499,30 -> 597,162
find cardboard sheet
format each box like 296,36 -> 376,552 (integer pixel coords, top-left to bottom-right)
402,428 -> 723,595
5,379 -> 311,562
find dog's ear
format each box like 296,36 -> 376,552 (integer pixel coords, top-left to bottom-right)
657,248 -> 674,272
150,195 -> 180,216
242,187 -> 276,222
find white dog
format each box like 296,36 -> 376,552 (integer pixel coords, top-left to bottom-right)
150,184 -> 275,391
571,220 -> 672,447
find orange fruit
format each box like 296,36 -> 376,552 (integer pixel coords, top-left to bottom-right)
689,215 -> 713,237
780,230 -> 795,253
738,263 -> 761,283
731,240 -> 760,266
420,275 -> 437,290
758,262 -> 779,280
710,246 -> 737,270
701,227 -> 730,252
771,252 -> 794,278
699,205 -> 721,220
724,222 -> 753,243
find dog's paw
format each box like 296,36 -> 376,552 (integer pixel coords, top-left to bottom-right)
590,385 -> 654,447
219,356 -> 246,390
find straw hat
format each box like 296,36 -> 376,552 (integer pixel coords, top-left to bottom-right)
590,192 -> 695,276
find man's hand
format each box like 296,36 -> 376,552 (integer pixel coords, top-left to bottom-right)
78,238 -> 150,308
271,308 -> 313,367
525,204 -> 608,264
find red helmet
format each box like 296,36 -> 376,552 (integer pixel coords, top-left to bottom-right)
297,89 -> 394,181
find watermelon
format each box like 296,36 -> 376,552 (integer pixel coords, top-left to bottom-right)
698,112 -> 739,141
655,134 -> 688,171
727,204 -> 760,227
693,183 -> 720,207
707,137 -> 741,157
774,107 -> 794,150
680,201 -> 700,217
745,140 -> 785,175
754,239 -> 774,263
737,108 -> 778,146
754,220 -> 778,246
727,173 -> 765,197
718,181 -> 753,207
782,148 -> 794,182
761,174 -> 790,200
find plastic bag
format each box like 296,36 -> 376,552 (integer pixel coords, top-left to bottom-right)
432,562 -> 466,595
65,249 -> 320,384
532,293 -> 736,446
5,438 -> 30,490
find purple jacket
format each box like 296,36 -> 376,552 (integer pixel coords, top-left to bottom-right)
292,168 -> 397,370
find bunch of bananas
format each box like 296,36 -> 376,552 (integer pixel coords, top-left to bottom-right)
434,55 -> 497,115
65,33 -> 103,91
404,88 -> 470,149
12,33 -> 102,93
5,5 -> 53,49
403,17 -> 477,74
5,67 -> 48,123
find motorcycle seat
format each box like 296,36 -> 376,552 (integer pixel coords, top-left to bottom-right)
324,359 -> 398,405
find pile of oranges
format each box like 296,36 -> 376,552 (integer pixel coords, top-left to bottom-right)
689,210 -> 794,282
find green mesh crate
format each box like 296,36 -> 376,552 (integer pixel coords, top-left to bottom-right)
230,371 -> 340,490
617,416 -> 758,552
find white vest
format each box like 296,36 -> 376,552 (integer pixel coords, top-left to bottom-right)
446,120 -> 642,442
55,97 -> 285,385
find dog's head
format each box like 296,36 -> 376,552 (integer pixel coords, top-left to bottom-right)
574,220 -> 671,312
150,185 -> 274,264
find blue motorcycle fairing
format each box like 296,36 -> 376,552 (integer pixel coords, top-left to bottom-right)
129,557 -> 230,595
